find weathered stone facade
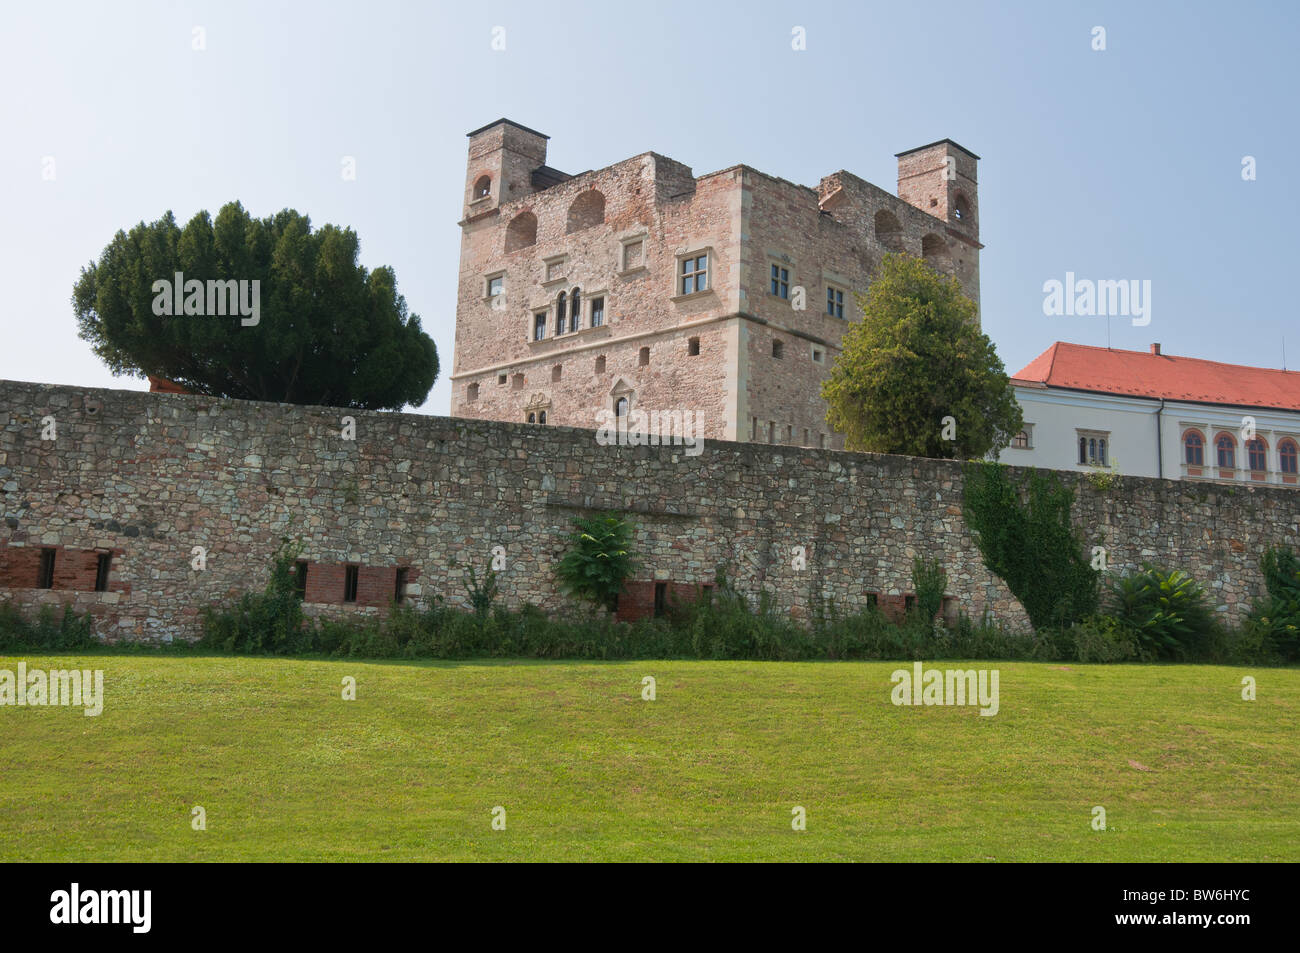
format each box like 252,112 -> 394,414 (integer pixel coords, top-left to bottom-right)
3,379 -> 1296,643
451,120 -> 981,448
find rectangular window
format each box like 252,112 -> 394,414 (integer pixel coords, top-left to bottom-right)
811,347 -> 823,364
533,313 -> 546,341
819,433 -> 827,449
94,552 -> 112,593
487,275 -> 504,298
688,337 -> 700,356
770,264 -> 789,299
827,287 -> 844,318
395,568 -> 409,604
295,561 -> 308,600
772,340 -> 784,359
37,548 -> 55,589
768,421 -> 776,444
344,565 -> 359,604
752,417 -> 759,440
1077,430 -> 1109,466
590,297 -> 604,327
680,255 -> 708,295
866,592 -> 879,609
654,582 -> 668,618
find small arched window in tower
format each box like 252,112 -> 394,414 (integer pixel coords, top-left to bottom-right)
555,291 -> 567,335
570,288 -> 581,333
473,175 -> 492,200
953,192 -> 972,224
615,396 -> 629,418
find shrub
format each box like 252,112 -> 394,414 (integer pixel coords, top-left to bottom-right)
0,601 -> 97,651
462,561 -> 499,619
1108,566 -> 1214,660
199,539 -> 307,653
556,513 -> 638,613
911,555 -> 947,623
1066,615 -> 1137,663
1245,546 -> 1300,661
962,462 -> 1099,631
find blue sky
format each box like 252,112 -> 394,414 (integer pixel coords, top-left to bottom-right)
2,0 -> 1296,414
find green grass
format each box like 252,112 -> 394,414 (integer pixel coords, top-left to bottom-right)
2,654 -> 1296,861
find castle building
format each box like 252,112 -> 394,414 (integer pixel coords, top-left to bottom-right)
450,119 -> 981,446
1004,342 -> 1300,487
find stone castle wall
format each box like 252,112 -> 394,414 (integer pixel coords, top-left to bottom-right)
2,378 -> 1296,642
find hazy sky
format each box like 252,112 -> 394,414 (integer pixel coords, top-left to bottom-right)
2,0 -> 1296,414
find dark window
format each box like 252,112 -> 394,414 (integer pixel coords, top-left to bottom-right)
1281,440 -> 1299,475
487,275 -> 503,298
590,297 -> 604,327
866,593 -> 879,609
94,552 -> 112,592
37,548 -> 55,589
772,340 -> 784,359
295,561 -> 308,600
1247,438 -> 1267,472
827,287 -> 844,318
539,410 -> 547,424
527,412 -> 536,424
498,373 -> 507,385
473,175 -> 491,199
556,292 -> 567,335
904,595 -> 917,612
770,264 -> 789,299
395,568 -> 409,604
688,337 -> 700,356
344,565 -> 359,603
1216,434 -> 1236,469
680,255 -> 708,295
639,346 -> 650,366
1184,431 -> 1204,466
654,582 -> 668,618
1012,430 -> 1030,449
615,396 -> 629,418
570,289 -> 581,332
534,313 -> 546,341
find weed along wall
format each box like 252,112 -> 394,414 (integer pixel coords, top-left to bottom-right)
1,377 -> 1298,642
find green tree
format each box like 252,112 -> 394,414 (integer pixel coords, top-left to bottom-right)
556,514 -> 638,613
72,202 -> 438,410
821,253 -> 1022,458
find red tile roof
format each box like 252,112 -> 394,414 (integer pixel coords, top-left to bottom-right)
1011,342 -> 1300,412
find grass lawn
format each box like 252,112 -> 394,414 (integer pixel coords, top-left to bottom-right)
1,654 -> 1296,862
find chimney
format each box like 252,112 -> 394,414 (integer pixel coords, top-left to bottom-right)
1150,343 -> 1161,356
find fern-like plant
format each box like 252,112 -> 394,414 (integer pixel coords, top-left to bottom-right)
556,514 -> 637,613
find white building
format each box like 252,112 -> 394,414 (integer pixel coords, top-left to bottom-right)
1002,342 -> 1300,487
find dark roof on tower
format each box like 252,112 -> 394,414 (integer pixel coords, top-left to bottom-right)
895,138 -> 980,161
466,118 -> 550,139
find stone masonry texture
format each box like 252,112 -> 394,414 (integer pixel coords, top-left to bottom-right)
2,378 -> 1297,643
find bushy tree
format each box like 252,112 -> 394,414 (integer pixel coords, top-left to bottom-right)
72,202 -> 438,409
556,514 -> 638,613
821,253 -> 1022,458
